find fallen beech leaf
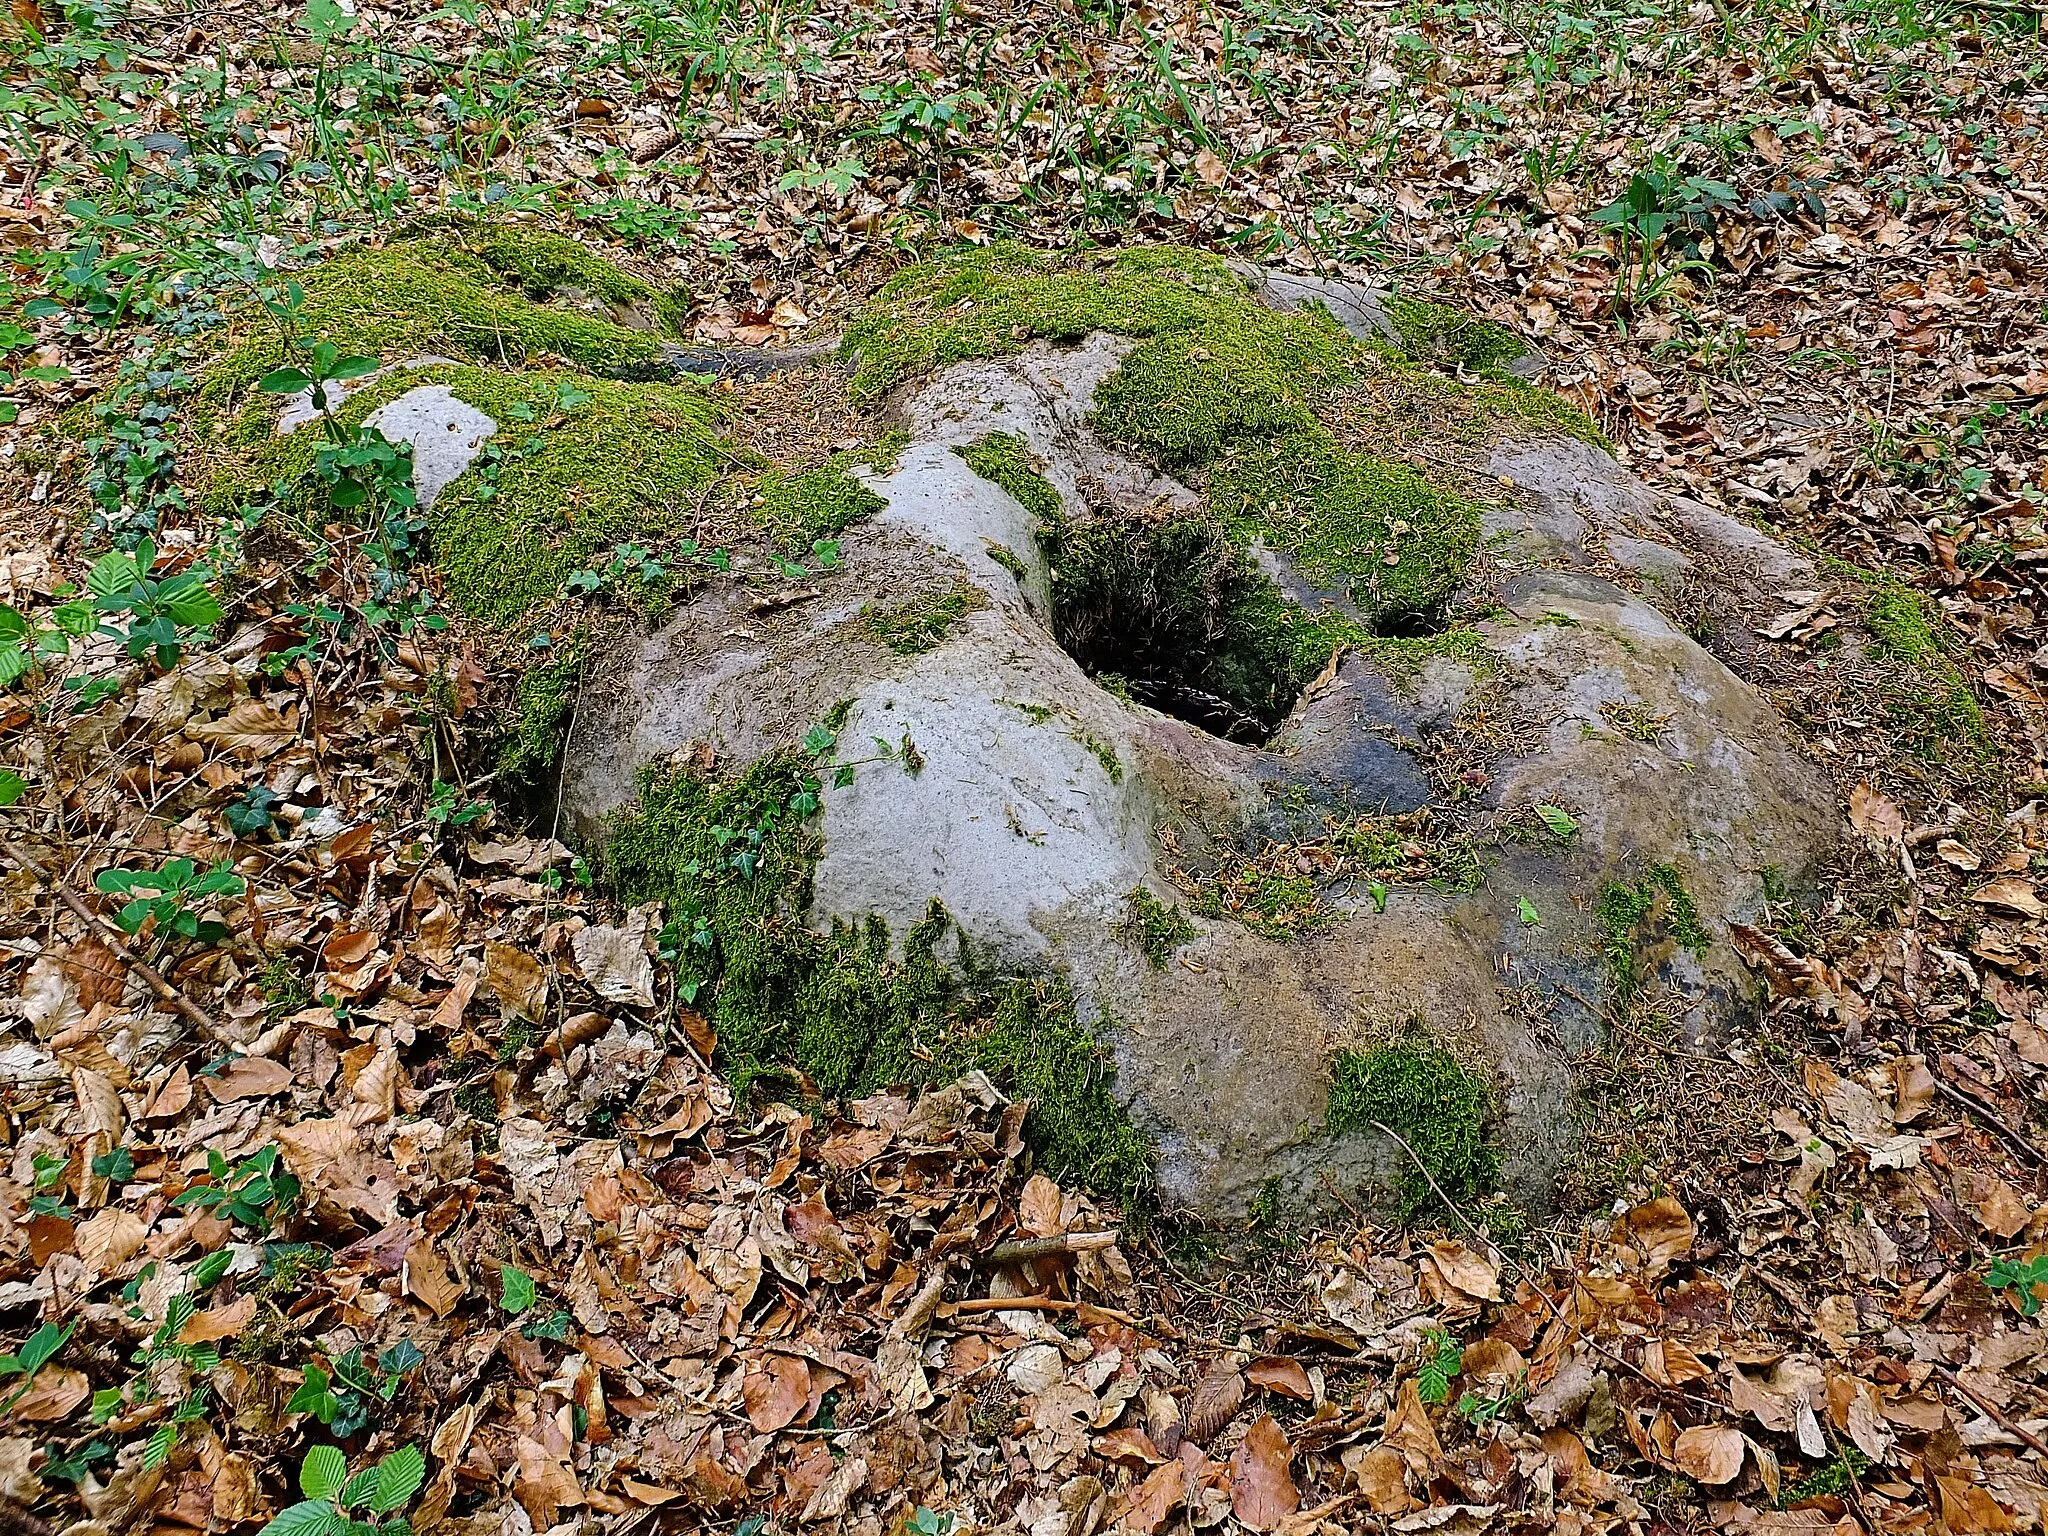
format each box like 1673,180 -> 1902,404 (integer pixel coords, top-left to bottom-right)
1343,1444 -> 1410,1515
178,1293 -> 256,1344
1936,1474 -> 2018,1533
406,1238 -> 465,1317
571,920 -> 656,1009
1972,876 -> 2046,919
1423,1239 -> 1500,1305
1247,1355 -> 1314,1401
1183,1359 -> 1245,1444
1229,1414 -> 1299,1532
73,1207 -> 147,1275
1193,147 -> 1229,187
744,1353 -> 811,1432
1672,1424 -> 1746,1485
1847,783 -> 1904,842
11,1363 -> 89,1420
1622,1196 -> 1693,1280
1096,1427 -> 1167,1466
1116,1454 -> 1185,1532
485,940 -> 548,1020
210,1055 -> 294,1101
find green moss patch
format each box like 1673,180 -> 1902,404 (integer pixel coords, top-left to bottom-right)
1326,1027 -> 1498,1219
955,432 -> 1063,520
1860,575 -> 1990,767
1596,862 -> 1709,1003
599,744 -> 1153,1204
1123,885 -> 1195,967
196,231 -> 685,426
841,244 -> 1604,636
1384,295 -> 1529,373
862,584 -> 982,653
500,634 -> 585,786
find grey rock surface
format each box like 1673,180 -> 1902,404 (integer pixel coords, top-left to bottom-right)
558,266 -> 1840,1217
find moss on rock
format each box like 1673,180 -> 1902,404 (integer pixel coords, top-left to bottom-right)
197,232 -> 684,430
954,432 -> 1063,521
599,745 -> 1154,1204
842,243 -> 1594,636
1326,1027 -> 1499,1219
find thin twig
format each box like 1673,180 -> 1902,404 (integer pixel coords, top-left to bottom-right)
983,1230 -> 1119,1266
1930,1076 -> 2042,1167
0,835 -> 227,1044
1935,1363 -> 2048,1458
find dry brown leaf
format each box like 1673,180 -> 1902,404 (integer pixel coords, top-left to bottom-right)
1229,1414 -> 1299,1532
1972,876 -> 2046,919
185,696 -> 296,758
1019,1170 -> 1066,1237
1622,1196 -> 1693,1279
1847,783 -> 1905,842
744,1353 -> 811,1432
1343,1444 -> 1410,1515
1193,147 -> 1229,187
485,940 -> 548,1020
406,1238 -> 465,1318
1115,1455 -> 1186,1532
1246,1356 -> 1314,1402
210,1055 -> 294,1101
1936,1475 -> 2017,1533
1672,1424 -> 1746,1485
10,1364 -> 89,1420
73,1207 -> 147,1275
178,1294 -> 257,1344
1381,1378 -> 1442,1478
1422,1239 -> 1501,1306
1183,1359 -> 1245,1445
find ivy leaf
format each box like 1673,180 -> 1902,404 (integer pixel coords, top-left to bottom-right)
1517,896 -> 1540,926
499,1263 -> 536,1315
0,769 -> 24,807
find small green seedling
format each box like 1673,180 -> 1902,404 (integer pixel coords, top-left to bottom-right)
171,1144 -> 300,1230
87,541 -> 224,667
0,1321 -> 72,1413
1415,1326 -> 1463,1404
1988,1253 -> 2048,1316
95,857 -> 245,944
257,1443 -> 427,1536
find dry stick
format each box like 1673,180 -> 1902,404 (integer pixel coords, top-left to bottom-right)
0,835 -> 226,1044
1934,1363 -> 2048,1459
1368,1118 -> 1717,1410
983,1230 -> 1119,1266
1929,1076 -> 2042,1167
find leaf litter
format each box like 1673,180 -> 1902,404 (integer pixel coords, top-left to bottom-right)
2,0 -> 2047,1531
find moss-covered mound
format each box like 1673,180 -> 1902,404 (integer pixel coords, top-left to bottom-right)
599,738 -> 1153,1204
198,228 -> 687,426
841,244 -> 1590,640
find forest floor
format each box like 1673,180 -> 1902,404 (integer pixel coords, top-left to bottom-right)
3,1 -> 2048,1534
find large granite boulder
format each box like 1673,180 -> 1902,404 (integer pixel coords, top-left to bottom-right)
214,234 -> 1842,1219
548,254 -> 1838,1218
